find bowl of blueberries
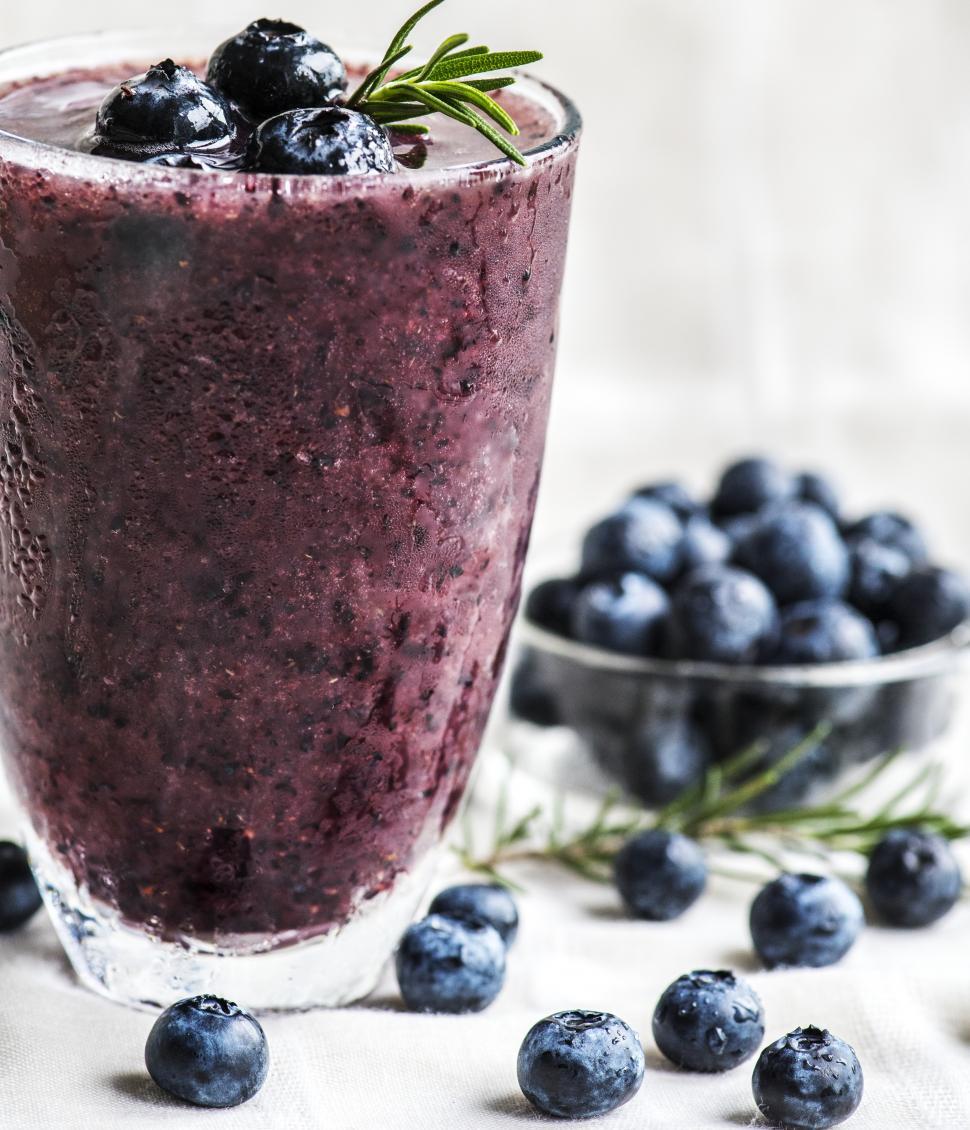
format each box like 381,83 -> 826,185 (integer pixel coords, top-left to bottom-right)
508,456 -> 970,810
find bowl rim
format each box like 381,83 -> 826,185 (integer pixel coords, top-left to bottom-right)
519,614 -> 970,687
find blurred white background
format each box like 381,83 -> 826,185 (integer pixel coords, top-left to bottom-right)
3,0 -> 970,554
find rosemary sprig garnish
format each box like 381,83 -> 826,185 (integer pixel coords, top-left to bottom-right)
345,0 -> 543,165
457,731 -> 970,885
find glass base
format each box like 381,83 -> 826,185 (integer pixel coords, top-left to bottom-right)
27,831 -> 436,1012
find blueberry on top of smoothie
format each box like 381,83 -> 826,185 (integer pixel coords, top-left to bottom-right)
207,19 -> 347,122
92,60 -> 237,161
248,107 -> 396,175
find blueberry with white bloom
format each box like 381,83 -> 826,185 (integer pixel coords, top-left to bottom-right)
667,565 -> 778,663
735,504 -> 850,605
768,600 -> 879,665
711,456 -> 795,518
396,914 -> 506,1013
653,969 -> 765,1073
679,514 -> 732,572
848,538 -> 910,617
571,572 -> 670,656
581,498 -> 683,582
428,883 -> 519,946
517,1009 -> 645,1119
752,1026 -> 863,1129
614,828 -> 707,921
144,995 -> 268,1108
750,873 -> 863,969
865,828 -> 963,928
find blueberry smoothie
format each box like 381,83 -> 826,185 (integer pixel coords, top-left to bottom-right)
0,20 -> 578,1005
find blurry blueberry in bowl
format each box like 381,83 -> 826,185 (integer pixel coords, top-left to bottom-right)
679,514 -> 732,572
614,829 -> 707,920
580,498 -> 682,582
768,600 -> 879,665
750,873 -> 863,968
571,573 -> 670,656
429,883 -> 519,946
797,470 -> 841,520
848,539 -> 910,617
734,504 -> 850,604
889,566 -> 970,648
632,480 -> 701,522
509,653 -> 561,727
711,456 -> 796,518
740,723 -> 844,813
753,1026 -> 863,1130
865,828 -> 963,927
624,713 -> 710,806
844,510 -> 928,566
667,565 -> 778,663
524,577 -> 580,636
652,970 -> 765,1072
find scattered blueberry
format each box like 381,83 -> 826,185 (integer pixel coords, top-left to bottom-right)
667,565 -> 778,663
768,600 -> 879,665
865,828 -> 963,927
679,514 -> 732,572
845,511 -> 928,567
517,1010 -> 645,1119
248,107 -> 396,175
395,914 -> 506,1013
0,841 -> 42,932
571,572 -> 670,656
848,539 -> 910,617
428,883 -> 519,947
207,19 -> 346,121
652,970 -> 765,1073
509,653 -> 561,726
614,828 -> 707,920
524,577 -> 580,636
752,1026 -> 863,1130
711,456 -> 795,518
797,471 -> 841,521
580,498 -> 683,582
92,60 -> 236,162
144,995 -> 269,1108
735,504 -> 850,605
632,480 -> 701,522
750,873 -> 863,968
889,566 -> 970,648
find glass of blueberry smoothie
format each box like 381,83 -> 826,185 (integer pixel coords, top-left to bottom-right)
0,7 -> 580,1008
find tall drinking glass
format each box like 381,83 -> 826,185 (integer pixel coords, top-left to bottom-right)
0,30 -> 580,1009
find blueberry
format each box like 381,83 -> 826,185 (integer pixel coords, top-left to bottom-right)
632,480 -> 701,522
207,19 -> 346,121
144,995 -> 269,1108
848,539 -> 910,616
845,511 -> 928,566
509,653 -> 561,726
865,828 -> 963,927
248,107 -> 395,175
614,829 -> 707,920
711,456 -> 796,518
767,600 -> 879,665
93,60 -> 236,162
667,565 -> 778,663
736,504 -> 850,605
679,514 -> 732,572
625,714 -> 710,806
571,573 -> 670,656
752,1026 -> 863,1130
524,577 -> 580,636
0,841 -> 42,932
797,471 -> 841,521
750,873 -> 863,968
652,970 -> 765,1073
889,566 -> 970,648
428,883 -> 519,947
517,1010 -> 645,1119
395,914 -> 505,1013
581,498 -> 683,582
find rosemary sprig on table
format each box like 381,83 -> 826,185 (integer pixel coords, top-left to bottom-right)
346,0 -> 542,165
457,728 -> 970,886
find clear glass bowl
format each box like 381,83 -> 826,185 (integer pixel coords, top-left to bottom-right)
504,613 -> 970,811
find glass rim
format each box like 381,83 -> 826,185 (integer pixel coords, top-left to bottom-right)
520,614 -> 970,688
0,27 -> 582,190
